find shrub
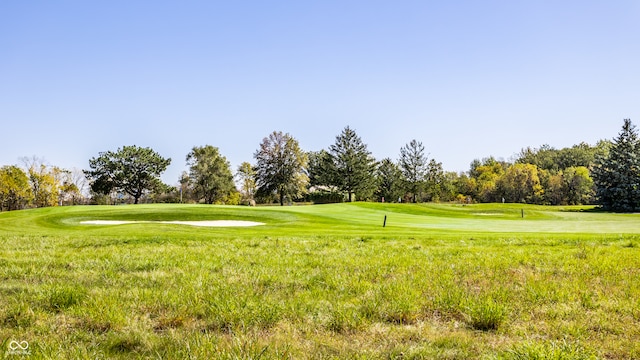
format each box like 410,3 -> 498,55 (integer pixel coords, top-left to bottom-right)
306,191 -> 344,204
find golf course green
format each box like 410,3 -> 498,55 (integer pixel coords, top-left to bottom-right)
1,203 -> 639,358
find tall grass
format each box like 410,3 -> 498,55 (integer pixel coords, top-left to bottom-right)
0,203 -> 639,358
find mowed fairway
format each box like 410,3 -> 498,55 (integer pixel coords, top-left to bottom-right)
1,203 -> 639,359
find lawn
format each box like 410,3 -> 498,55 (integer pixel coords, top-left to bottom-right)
1,203 -> 639,359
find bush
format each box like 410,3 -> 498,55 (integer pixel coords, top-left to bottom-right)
220,191 -> 242,205
306,191 -> 344,204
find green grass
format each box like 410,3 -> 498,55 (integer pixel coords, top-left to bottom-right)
0,203 -> 639,359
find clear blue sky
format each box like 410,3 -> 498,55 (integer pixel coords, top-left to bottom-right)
2,1 -> 639,184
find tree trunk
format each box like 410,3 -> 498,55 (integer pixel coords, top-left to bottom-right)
133,188 -> 142,204
279,192 -> 284,206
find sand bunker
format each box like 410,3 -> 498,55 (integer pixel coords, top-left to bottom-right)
80,220 -> 264,227
82,220 -> 133,225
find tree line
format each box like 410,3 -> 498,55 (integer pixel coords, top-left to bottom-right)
0,157 -> 86,211
1,120 -> 639,212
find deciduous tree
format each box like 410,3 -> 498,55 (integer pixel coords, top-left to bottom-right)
469,157 -> 507,202
66,168 -> 88,204
497,163 -> 544,204
29,165 -> 62,207
236,162 -> 257,203
517,143 -> 603,173
20,156 -> 65,207
186,145 -> 236,204
254,131 -> 308,206
562,166 -> 595,205
0,165 -> 32,211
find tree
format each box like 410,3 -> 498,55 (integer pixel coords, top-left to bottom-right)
186,145 -> 236,204
544,171 -> 565,205
424,158 -> 445,202
254,131 -> 308,206
517,142 -> 602,173
557,143 -> 599,170
178,171 -> 192,203
399,139 -> 427,202
327,126 -> 377,202
146,182 -> 180,204
376,158 -> 404,202
20,156 -> 66,207
592,119 -> 640,211
439,171 -> 460,202
84,145 -> 171,204
562,166 -> 595,205
307,150 -> 336,189
58,169 -> 82,206
236,162 -> 257,203
497,163 -> 544,204
28,164 -> 63,207
469,157 -> 507,203
453,173 -> 476,201
65,168 -> 88,205
0,165 -> 32,211
516,144 -> 559,172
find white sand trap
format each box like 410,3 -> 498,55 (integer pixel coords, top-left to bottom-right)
81,220 -> 134,225
162,220 -> 264,227
80,220 -> 264,227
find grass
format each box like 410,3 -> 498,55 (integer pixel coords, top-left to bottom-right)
0,203 -> 639,358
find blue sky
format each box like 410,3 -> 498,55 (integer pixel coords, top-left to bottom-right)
2,1 -> 639,183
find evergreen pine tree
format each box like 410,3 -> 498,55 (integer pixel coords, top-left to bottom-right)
592,119 -> 640,212
399,139 -> 427,203
376,158 -> 404,203
328,127 -> 377,202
